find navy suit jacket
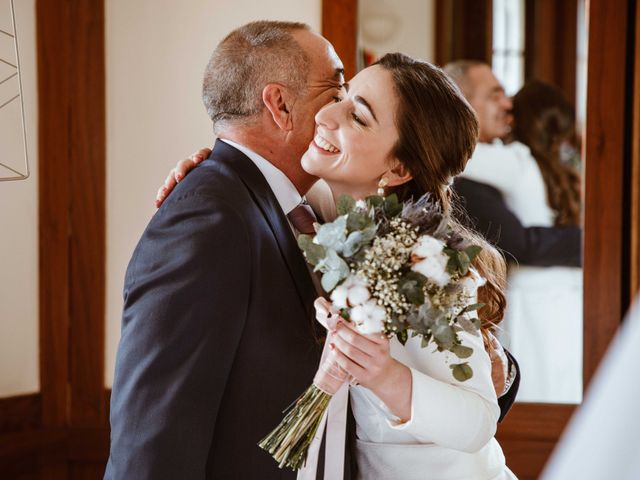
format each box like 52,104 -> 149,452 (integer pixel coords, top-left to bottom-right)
105,141 -> 323,479
454,178 -> 582,267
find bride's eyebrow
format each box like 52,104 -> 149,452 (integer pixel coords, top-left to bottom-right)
354,95 -> 378,123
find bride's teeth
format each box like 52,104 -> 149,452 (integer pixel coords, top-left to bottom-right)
315,134 -> 339,153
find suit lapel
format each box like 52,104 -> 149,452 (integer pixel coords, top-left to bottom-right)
209,140 -> 317,321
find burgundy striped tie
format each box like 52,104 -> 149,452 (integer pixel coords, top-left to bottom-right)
287,204 -> 317,236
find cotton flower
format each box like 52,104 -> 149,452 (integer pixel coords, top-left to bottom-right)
330,275 -> 371,309
411,236 -> 451,287
350,299 -> 386,334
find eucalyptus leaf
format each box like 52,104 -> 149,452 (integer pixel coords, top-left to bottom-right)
383,194 -> 403,217
297,234 -> 326,266
460,303 -> 485,314
420,334 -> 432,348
347,211 -> 368,232
464,245 -> 482,262
336,195 -> 356,216
321,270 -> 341,292
360,225 -> 378,243
365,195 -> 384,208
444,248 -> 461,274
458,250 -> 471,275
396,330 -> 408,346
457,316 -> 481,336
342,231 -> 364,257
451,363 -> 473,382
314,215 -> 347,252
451,344 -> 474,359
432,321 -> 456,350
398,271 -> 427,306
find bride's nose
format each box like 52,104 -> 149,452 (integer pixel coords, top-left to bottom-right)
315,102 -> 340,130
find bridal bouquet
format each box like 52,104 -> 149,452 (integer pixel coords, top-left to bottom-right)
259,194 -> 486,470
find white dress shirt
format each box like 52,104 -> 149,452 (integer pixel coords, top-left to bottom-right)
220,138 -> 302,216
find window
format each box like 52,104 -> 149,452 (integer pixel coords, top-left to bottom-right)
492,0 -> 525,96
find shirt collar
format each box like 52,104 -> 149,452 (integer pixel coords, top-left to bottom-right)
220,138 -> 302,215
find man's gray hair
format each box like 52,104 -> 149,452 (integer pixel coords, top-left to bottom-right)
202,20 -> 311,133
443,60 -> 487,99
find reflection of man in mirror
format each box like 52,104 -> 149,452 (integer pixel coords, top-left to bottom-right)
445,61 -> 583,403
445,61 -> 581,267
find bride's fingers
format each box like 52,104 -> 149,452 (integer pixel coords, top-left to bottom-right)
155,171 -> 177,208
174,157 -> 198,182
155,186 -> 167,207
193,147 -> 211,162
331,332 -> 370,367
338,319 -> 387,345
329,345 -> 365,380
315,297 -> 341,329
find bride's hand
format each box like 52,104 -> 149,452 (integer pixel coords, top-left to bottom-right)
155,147 -> 211,208
314,297 -> 341,330
328,320 -> 412,422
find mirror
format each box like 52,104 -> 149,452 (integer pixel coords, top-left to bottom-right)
357,0 -> 586,404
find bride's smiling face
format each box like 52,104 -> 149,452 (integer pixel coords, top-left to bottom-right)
301,65 -> 406,196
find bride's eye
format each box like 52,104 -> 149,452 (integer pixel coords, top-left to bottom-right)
351,112 -> 366,126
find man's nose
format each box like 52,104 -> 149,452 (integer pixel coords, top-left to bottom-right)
502,95 -> 513,110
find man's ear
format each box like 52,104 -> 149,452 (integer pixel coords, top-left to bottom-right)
385,160 -> 413,187
262,83 -> 294,132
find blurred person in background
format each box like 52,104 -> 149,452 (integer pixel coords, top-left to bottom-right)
446,61 -> 583,402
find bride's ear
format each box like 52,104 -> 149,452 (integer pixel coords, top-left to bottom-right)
262,84 -> 294,132
385,160 -> 413,187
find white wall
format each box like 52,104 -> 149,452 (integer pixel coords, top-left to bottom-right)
358,0 -> 435,63
105,0 -> 322,386
0,0 -> 39,397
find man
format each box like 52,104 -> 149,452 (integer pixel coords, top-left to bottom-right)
444,61 -> 581,267
106,25 -> 518,479
105,21 -> 344,479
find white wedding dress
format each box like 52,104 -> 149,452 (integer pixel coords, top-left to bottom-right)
461,141 -> 582,404
307,181 -> 517,479
350,331 -> 517,480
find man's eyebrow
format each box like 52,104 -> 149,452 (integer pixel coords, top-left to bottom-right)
354,95 -> 378,123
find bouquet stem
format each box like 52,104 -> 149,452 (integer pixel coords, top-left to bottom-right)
258,384 -> 332,470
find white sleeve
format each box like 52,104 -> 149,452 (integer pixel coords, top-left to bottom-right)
387,326 -> 500,453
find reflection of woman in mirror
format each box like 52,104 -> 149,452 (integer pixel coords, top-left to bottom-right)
504,80 -> 583,403
511,81 -> 582,228
157,53 -> 518,479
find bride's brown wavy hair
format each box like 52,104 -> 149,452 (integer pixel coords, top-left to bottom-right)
374,53 -> 507,344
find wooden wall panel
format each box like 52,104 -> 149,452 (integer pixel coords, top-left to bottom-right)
66,0 -> 107,429
37,0 -> 71,431
435,0 -> 493,66
322,0 -> 358,79
524,0 -> 578,105
631,0 -> 640,298
582,0 -> 630,385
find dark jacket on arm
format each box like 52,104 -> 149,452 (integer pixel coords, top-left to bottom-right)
105,140 -> 323,479
453,178 -> 582,267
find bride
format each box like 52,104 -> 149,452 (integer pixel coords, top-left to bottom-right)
158,53 -> 517,480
